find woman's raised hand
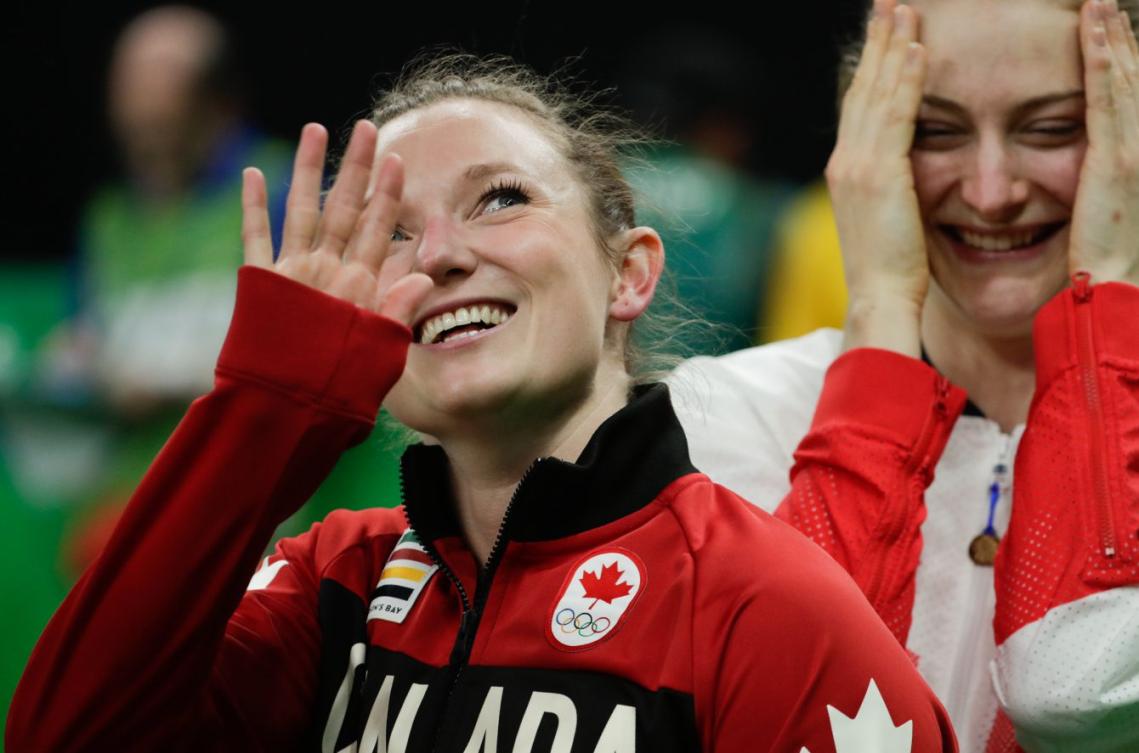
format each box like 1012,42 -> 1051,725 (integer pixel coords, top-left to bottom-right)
827,0 -> 928,355
1070,0 -> 1139,285
241,120 -> 433,328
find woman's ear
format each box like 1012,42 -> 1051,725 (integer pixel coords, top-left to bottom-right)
609,226 -> 665,322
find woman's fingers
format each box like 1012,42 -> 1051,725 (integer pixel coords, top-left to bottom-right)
1082,1 -> 1117,150
279,123 -> 328,259
347,154 -> 404,273
1107,9 -> 1139,136
377,273 -> 434,328
840,0 -> 920,155
826,1 -> 928,354
873,5 -> 923,149
887,42 -> 928,145
1122,10 -> 1139,59
1070,0 -> 1139,283
1083,1 -> 1139,153
313,120 -> 378,259
874,5 -> 919,96
840,0 -> 896,141
241,168 -> 274,269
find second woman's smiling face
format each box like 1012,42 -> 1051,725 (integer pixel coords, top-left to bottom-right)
372,99 -> 623,436
910,0 -> 1086,334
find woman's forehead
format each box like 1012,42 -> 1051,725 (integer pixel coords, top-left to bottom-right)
374,99 -> 569,182
914,0 -> 1082,106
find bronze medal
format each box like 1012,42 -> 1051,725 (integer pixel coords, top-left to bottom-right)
968,532 -> 1000,566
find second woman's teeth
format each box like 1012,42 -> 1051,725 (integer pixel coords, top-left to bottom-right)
959,229 -> 1038,251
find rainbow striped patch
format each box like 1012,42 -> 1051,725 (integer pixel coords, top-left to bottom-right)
368,529 -> 440,624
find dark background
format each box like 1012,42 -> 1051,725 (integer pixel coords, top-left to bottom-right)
3,0 -> 866,263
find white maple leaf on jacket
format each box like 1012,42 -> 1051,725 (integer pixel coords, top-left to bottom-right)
802,680 -> 913,753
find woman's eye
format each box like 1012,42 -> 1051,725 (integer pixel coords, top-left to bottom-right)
390,227 -> 409,242
913,121 -> 967,150
479,180 -> 530,214
1021,121 -> 1084,146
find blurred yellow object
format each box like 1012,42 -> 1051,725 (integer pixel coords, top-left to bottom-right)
760,181 -> 848,343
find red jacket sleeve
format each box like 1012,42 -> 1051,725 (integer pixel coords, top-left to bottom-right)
990,277 -> 1139,750
700,498 -> 956,753
775,348 -> 968,645
6,267 -> 411,752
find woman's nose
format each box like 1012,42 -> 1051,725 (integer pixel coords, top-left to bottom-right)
413,217 -> 478,282
960,141 -> 1031,222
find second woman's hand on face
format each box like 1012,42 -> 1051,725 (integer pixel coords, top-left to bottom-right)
1070,0 -> 1139,287
827,0 -> 928,356
241,120 -> 433,328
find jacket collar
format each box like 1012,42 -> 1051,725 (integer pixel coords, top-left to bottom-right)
400,383 -> 698,545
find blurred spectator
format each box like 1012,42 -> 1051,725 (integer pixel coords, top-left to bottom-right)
22,6 -> 408,585
619,31 -> 794,353
759,180 -> 847,342
0,5 -> 297,725
40,5 -> 292,409
1,6 -> 303,593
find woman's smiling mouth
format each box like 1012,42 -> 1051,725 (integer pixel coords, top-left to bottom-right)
937,221 -> 1067,262
415,301 -> 517,345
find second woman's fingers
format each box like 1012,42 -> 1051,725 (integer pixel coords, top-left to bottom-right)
1107,10 -> 1139,138
241,168 -> 274,269
864,5 -> 922,151
1082,1 -> 1118,150
1122,10 -> 1139,59
882,42 -> 928,148
840,0 -> 896,140
874,5 -> 919,98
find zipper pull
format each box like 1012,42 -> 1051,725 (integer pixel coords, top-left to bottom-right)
935,376 -> 951,415
1072,271 -> 1093,302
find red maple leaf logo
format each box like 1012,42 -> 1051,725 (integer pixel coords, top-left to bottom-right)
579,562 -> 633,609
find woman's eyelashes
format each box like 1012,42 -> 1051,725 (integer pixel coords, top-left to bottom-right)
912,119 -> 1085,151
1018,120 -> 1084,147
913,121 -> 968,150
388,178 -> 533,241
478,178 -> 531,215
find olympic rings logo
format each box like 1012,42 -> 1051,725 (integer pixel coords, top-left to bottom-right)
555,607 -> 611,637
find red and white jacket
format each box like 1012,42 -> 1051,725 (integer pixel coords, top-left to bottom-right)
671,276 -> 1139,753
7,267 -> 956,753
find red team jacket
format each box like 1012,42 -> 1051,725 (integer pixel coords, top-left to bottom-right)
7,268 -> 957,753
778,276 -> 1139,752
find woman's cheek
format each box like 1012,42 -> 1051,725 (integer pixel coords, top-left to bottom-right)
910,150 -> 962,218
1023,142 -> 1085,207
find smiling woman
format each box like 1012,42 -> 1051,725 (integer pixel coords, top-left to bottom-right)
7,53 -> 958,753
670,1 -> 1139,751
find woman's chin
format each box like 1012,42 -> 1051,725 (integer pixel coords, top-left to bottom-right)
385,379 -> 510,436
931,276 -> 1065,338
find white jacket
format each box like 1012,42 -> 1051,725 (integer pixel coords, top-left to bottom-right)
668,304 -> 1139,753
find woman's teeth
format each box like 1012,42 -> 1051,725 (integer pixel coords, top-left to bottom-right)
959,228 -> 1038,251
419,304 -> 513,345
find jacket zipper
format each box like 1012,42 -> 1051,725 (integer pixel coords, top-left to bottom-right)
1072,273 -> 1117,558
866,376 -> 951,606
402,458 -> 543,752
945,433 -> 1013,721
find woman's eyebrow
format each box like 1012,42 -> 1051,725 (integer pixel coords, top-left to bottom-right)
920,94 -> 968,115
920,90 -> 1085,117
1011,90 -> 1085,116
463,162 -> 527,182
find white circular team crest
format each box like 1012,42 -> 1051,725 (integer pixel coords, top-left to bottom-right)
547,548 -> 645,650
